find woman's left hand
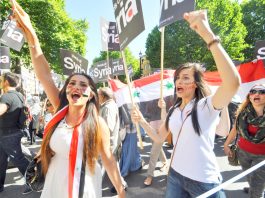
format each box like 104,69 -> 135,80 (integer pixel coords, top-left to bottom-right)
183,10 -> 215,44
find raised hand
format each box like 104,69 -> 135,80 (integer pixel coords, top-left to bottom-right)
130,106 -> 144,124
10,0 -> 38,45
158,98 -> 166,109
183,10 -> 215,44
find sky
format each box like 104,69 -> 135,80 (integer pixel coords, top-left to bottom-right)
65,0 -> 160,67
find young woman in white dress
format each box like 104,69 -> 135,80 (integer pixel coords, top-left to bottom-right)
11,1 -> 125,197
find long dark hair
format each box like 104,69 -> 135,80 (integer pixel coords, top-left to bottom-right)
41,73 -> 102,175
165,63 -> 211,136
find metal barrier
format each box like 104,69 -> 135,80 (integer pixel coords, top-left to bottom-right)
197,160 -> 265,198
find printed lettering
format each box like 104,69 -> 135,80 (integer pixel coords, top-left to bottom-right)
160,0 -> 185,14
64,57 -> 85,73
0,55 -> 9,64
6,26 -> 24,43
116,0 -> 138,33
257,47 -> 265,59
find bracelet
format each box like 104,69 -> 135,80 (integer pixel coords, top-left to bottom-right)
207,36 -> 220,49
28,44 -> 39,49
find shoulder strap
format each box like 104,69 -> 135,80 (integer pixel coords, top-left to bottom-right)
168,112 -> 191,170
12,91 -> 24,104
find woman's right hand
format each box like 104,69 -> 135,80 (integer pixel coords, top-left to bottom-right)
224,144 -> 232,157
10,0 -> 38,45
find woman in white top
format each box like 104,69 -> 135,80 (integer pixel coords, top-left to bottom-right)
131,10 -> 240,198
11,1 -> 125,198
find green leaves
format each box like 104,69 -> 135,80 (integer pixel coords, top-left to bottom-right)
4,0 -> 88,75
146,0 -> 248,71
241,0 -> 265,61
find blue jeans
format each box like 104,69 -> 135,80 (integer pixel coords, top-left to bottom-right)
0,131 -> 30,189
165,168 -> 226,198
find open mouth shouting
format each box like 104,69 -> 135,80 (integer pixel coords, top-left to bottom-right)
71,92 -> 82,102
177,87 -> 184,94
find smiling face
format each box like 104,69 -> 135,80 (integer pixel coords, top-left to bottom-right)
66,74 -> 92,106
175,68 -> 197,100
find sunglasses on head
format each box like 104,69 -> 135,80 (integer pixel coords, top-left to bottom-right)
249,89 -> 265,95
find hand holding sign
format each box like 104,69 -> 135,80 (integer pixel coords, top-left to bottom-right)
10,0 -> 38,46
183,10 -> 215,44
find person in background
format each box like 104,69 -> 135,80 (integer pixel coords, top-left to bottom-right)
28,96 -> 41,144
37,99 -> 55,138
131,10 -> 241,198
119,105 -> 143,178
43,99 -> 55,125
0,72 -> 31,194
143,99 -> 167,187
98,87 -> 120,153
12,1 -> 125,197
224,84 -> 265,198
98,87 -> 127,193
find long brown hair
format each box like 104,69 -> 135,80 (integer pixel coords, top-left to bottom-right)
235,93 -> 251,118
41,73 -> 102,175
165,63 -> 211,136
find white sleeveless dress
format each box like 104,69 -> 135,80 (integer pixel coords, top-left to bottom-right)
40,119 -> 102,198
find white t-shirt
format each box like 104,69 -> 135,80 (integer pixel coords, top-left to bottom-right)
168,96 -> 222,183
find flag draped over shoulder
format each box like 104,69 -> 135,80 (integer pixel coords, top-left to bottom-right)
109,60 -> 265,121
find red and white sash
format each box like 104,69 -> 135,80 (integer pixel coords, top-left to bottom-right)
44,105 -> 85,198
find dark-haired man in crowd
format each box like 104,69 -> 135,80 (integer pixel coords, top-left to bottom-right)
0,72 -> 31,194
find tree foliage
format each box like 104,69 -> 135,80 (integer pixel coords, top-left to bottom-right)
145,0 -> 247,70
1,0 -> 88,74
241,0 -> 265,61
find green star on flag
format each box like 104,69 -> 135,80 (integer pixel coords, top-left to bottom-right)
165,81 -> 174,90
133,90 -> 140,98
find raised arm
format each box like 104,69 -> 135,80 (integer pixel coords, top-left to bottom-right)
11,0 -> 60,108
184,10 -> 241,109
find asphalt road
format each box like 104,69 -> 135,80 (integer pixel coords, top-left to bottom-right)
1,136 -> 250,198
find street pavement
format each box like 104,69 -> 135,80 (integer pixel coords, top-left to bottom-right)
1,136 -> 250,198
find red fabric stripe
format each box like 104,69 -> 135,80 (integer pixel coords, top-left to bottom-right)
133,70 -> 175,87
238,59 -> 265,83
43,106 -> 69,138
68,126 -> 79,198
110,60 -> 265,91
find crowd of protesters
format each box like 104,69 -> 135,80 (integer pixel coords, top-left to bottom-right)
0,1 -> 264,198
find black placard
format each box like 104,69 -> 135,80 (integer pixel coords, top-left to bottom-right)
59,49 -> 88,76
112,0 -> 145,50
100,17 -> 120,51
89,58 -> 125,83
159,0 -> 195,28
254,40 -> 265,65
0,46 -> 10,69
0,20 -> 25,51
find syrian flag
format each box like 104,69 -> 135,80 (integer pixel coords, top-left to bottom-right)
109,59 -> 265,121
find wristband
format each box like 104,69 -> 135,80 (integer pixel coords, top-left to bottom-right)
207,36 -> 220,49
